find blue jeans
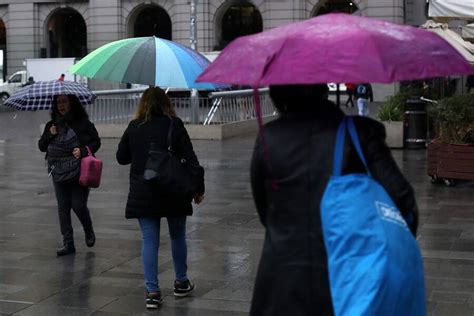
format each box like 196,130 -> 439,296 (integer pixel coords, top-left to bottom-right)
357,98 -> 369,116
138,216 -> 188,293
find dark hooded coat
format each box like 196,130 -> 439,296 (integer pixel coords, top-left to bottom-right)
250,100 -> 418,316
116,114 -> 204,218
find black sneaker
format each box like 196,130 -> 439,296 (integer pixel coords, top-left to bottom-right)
85,231 -> 95,247
174,279 -> 195,297
56,245 -> 76,257
146,292 -> 162,309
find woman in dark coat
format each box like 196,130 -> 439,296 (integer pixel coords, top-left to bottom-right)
250,84 -> 418,316
116,87 -> 204,309
38,94 -> 101,256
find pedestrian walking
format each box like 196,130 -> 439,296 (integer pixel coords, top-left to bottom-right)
250,84 -> 418,316
116,87 -> 205,309
22,76 -> 35,87
345,82 -> 355,107
355,83 -> 373,116
38,94 -> 101,256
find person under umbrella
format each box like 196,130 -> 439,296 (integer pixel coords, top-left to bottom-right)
38,94 -> 101,256
116,87 -> 204,309
250,84 -> 418,315
21,76 -> 35,87
196,12 -> 474,316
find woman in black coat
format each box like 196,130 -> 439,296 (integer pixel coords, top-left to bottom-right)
250,84 -> 418,316
116,87 -> 204,309
38,94 -> 101,256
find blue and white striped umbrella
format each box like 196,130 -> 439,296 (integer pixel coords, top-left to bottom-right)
3,80 -> 96,111
69,36 -> 226,90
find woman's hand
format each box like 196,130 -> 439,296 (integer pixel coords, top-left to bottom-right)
193,193 -> 204,204
49,125 -> 58,135
72,147 -> 81,159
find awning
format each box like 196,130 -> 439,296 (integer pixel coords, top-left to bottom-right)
428,0 -> 474,21
421,20 -> 474,65
462,24 -> 474,41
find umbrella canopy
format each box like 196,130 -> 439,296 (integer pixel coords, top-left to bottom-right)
197,13 -> 474,86
69,36 -> 223,90
462,24 -> 474,41
3,80 -> 96,111
428,0 -> 474,22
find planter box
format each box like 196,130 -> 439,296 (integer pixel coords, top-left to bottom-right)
382,121 -> 404,149
427,142 -> 474,181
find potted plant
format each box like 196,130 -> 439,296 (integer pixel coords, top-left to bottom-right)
378,95 -> 404,148
427,94 -> 474,186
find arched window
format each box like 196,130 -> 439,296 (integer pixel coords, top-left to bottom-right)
218,3 -> 262,50
47,8 -> 87,57
313,0 -> 358,16
133,5 -> 172,39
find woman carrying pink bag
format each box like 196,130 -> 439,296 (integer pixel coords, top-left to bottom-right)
38,94 -> 101,256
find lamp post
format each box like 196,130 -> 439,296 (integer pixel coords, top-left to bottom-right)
190,0 -> 197,51
190,0 -> 199,124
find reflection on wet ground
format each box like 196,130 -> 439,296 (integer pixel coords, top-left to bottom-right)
0,110 -> 473,315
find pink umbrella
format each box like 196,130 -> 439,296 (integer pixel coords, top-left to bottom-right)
197,13 -> 474,86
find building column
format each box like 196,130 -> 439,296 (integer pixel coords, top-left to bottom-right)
7,3 -> 36,76
363,0 -> 404,23
263,1 -> 306,30
87,0 -> 122,89
88,0 -> 121,52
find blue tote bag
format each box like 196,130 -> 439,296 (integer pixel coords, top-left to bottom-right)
321,117 -> 426,315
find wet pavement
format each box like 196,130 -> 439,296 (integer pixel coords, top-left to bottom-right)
0,109 -> 473,315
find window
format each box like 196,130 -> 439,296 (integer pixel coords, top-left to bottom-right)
9,74 -> 22,83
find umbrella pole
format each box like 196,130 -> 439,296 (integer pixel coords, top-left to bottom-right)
336,84 -> 341,107
190,0 -> 199,124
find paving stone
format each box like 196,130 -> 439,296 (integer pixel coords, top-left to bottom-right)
0,110 -> 473,314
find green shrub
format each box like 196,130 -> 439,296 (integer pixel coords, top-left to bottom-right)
378,95 -> 404,121
428,95 -> 474,144
377,87 -> 421,122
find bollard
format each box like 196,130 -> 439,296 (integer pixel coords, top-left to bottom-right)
404,99 -> 427,149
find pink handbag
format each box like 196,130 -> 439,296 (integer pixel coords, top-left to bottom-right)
79,146 -> 102,188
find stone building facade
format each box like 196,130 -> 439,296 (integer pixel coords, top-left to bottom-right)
0,0 -> 427,97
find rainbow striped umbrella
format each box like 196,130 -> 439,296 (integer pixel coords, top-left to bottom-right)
69,36 -> 223,90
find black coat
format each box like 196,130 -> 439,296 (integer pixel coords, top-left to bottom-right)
38,119 -> 101,156
250,101 -> 418,316
116,115 -> 204,219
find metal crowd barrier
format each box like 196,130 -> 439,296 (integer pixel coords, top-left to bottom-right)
205,88 -> 274,125
88,88 -> 274,125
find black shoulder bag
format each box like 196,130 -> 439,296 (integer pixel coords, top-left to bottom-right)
143,118 -> 202,199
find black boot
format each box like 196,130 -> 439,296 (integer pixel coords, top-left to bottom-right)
57,244 -> 76,256
85,230 -> 95,247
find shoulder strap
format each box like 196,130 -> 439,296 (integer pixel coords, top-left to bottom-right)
333,117 -> 347,176
346,117 -> 370,175
85,145 -> 92,156
167,117 -> 174,151
332,116 -> 371,176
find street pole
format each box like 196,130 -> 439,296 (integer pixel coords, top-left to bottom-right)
190,0 -> 197,51
190,0 -> 199,124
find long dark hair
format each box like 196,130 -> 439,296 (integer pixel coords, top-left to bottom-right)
269,84 -> 330,113
50,94 -> 89,124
